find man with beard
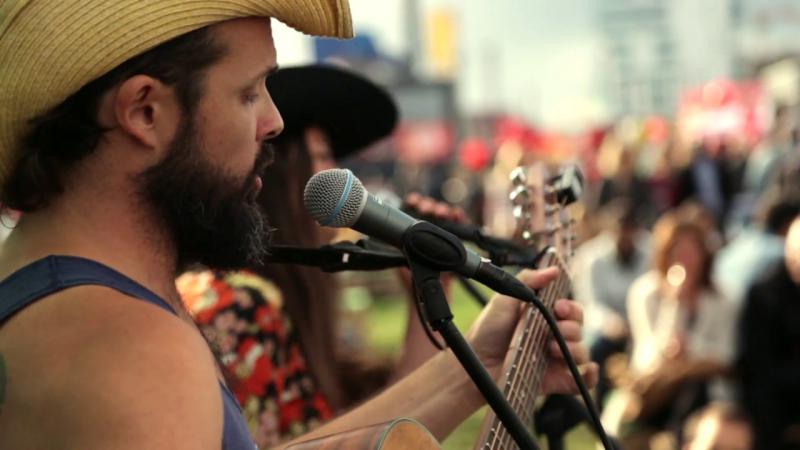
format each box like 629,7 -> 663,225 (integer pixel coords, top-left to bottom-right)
0,2 -> 596,449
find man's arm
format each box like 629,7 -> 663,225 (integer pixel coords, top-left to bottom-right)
46,288 -> 224,450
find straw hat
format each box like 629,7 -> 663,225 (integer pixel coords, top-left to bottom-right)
0,0 -> 353,188
269,65 -> 398,160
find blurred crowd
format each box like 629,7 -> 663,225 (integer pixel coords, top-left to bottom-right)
569,109 -> 800,450
358,103 -> 799,450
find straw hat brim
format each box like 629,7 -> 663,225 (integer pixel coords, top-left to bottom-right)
0,0 -> 353,189
269,65 -> 398,160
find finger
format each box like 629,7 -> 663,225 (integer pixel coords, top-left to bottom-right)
549,340 -> 589,364
554,320 -> 582,342
547,362 -> 599,394
404,192 -> 422,207
433,203 -> 452,219
416,198 -> 437,215
516,267 -> 559,290
453,207 -> 466,222
581,362 -> 599,389
553,299 -> 583,325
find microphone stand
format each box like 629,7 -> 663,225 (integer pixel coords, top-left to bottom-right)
403,224 -> 540,450
265,241 -> 408,272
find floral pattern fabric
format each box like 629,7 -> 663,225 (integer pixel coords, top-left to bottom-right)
177,270 -> 333,448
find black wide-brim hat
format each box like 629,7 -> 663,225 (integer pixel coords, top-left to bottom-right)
268,64 -> 399,159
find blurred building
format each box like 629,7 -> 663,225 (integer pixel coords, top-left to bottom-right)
599,0 -> 734,117
600,0 -> 800,117
734,0 -> 800,107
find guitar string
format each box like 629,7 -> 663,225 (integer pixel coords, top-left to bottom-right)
501,273 -> 566,449
490,274 -> 560,449
490,244 -> 567,447
508,271 -> 570,449
515,201 -> 574,428
525,263 -> 572,428
494,271 -> 570,449
499,206 -> 571,448
486,180 -> 575,450
487,299 -> 542,449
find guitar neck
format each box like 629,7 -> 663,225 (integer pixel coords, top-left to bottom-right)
475,250 -> 571,450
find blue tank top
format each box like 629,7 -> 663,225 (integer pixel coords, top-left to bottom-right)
0,255 -> 258,450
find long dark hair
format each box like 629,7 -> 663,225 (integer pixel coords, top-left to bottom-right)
257,134 -> 393,411
255,135 -> 345,409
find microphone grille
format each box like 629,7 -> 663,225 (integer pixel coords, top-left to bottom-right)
303,169 -> 366,228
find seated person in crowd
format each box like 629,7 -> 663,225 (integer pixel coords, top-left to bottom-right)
603,204 -> 739,449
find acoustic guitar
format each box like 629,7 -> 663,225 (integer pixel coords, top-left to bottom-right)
287,163 -> 579,450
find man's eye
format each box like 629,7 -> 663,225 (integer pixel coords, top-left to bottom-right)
244,92 -> 260,104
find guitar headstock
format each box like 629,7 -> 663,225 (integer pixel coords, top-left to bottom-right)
508,163 -> 583,264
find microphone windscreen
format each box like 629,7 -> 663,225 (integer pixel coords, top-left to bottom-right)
303,169 -> 366,227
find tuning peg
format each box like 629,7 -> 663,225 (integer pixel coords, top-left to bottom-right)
509,185 -> 531,205
509,167 -> 527,185
548,165 -> 584,205
512,205 -> 531,220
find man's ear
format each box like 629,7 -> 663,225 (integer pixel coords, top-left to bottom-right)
112,75 -> 181,149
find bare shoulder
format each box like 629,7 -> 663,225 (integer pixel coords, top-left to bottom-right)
0,286 -> 223,450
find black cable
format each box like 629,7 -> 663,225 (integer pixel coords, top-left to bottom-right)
438,319 -> 541,450
517,285 -> 616,450
456,275 -> 489,306
412,284 -> 446,351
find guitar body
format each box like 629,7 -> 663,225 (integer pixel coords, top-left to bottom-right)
286,418 -> 440,450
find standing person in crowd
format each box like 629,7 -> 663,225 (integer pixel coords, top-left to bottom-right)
735,215 -> 800,450
605,204 -> 738,449
594,137 -> 654,224
0,4 -> 596,449
743,105 -> 797,196
572,199 -> 649,410
674,141 -> 740,227
714,187 -> 800,304
178,64 -> 456,446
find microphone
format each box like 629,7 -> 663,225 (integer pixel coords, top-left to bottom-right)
366,186 -> 542,267
303,169 -> 532,298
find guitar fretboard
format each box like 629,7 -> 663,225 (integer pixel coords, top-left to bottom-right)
476,250 -> 571,450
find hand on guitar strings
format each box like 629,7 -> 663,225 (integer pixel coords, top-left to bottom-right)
403,192 -> 467,223
465,266 -> 599,396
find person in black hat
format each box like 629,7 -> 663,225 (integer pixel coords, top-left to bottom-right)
177,64 -> 459,447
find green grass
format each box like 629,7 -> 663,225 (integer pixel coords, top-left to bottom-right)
353,278 -> 598,449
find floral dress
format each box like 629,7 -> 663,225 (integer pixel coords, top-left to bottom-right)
177,270 -> 333,448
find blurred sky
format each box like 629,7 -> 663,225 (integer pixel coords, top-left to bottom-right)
273,0 -> 610,131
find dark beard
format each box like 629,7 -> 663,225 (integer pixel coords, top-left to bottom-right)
137,116 -> 275,272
